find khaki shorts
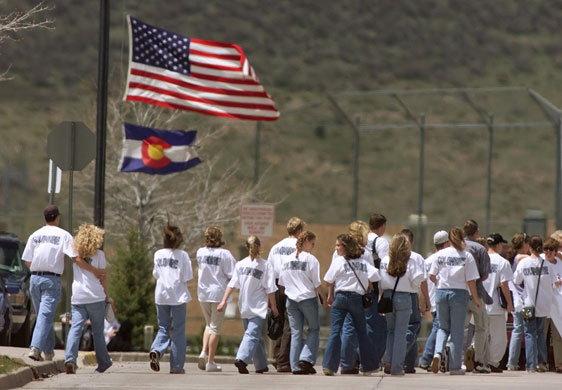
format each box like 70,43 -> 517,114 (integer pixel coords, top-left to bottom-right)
200,301 -> 226,335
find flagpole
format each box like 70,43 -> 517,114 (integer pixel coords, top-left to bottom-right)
94,0 -> 110,228
254,121 -> 261,185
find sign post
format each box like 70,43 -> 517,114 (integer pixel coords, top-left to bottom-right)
47,121 -> 95,326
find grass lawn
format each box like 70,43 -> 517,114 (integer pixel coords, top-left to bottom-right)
0,355 -> 25,375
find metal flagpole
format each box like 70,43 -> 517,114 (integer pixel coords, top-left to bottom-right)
94,0 -> 110,228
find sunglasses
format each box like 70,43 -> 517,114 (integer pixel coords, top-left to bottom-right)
544,248 -> 557,252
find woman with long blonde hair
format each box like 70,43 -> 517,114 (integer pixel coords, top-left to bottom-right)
378,234 -> 424,375
64,224 -> 112,375
428,227 -> 481,375
218,236 -> 279,374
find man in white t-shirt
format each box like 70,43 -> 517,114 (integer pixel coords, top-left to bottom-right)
22,205 -> 104,362
267,217 -> 305,372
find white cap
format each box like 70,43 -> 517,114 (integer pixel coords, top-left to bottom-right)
433,230 -> 449,245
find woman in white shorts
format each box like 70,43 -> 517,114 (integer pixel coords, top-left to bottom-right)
196,226 -> 236,372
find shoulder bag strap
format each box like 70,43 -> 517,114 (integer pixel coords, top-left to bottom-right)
390,274 -> 401,300
533,259 -> 544,306
345,258 -> 368,294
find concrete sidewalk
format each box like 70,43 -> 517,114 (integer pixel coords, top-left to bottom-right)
0,347 -> 235,389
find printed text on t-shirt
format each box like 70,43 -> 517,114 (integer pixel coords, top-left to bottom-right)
156,257 -> 179,269
198,256 -> 220,266
239,267 -> 263,280
437,256 -> 467,266
344,261 -> 367,273
33,235 -> 61,245
282,261 -> 307,271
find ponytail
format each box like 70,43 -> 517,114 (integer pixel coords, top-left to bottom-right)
246,235 -> 261,259
296,231 -> 316,252
449,227 -> 466,251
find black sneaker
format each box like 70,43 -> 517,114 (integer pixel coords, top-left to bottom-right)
255,366 -> 269,374
298,360 -> 317,374
341,368 -> 359,374
149,351 -> 160,372
292,370 -> 309,375
235,359 -> 249,374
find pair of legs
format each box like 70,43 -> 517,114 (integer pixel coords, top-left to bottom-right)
488,313 -> 508,368
465,298 -> 489,367
273,284 -> 291,371
64,300 -> 111,372
419,311 -> 439,367
286,297 -> 320,372
322,292 -> 375,373
384,291 -> 412,375
200,301 -> 225,366
29,275 -> 61,356
404,293 -> 421,371
236,317 -> 268,371
507,311 -> 524,369
340,291 -> 386,372
434,289 -> 469,372
151,303 -> 187,372
522,316 -> 546,371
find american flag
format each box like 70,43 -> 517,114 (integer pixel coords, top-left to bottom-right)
124,16 -> 280,121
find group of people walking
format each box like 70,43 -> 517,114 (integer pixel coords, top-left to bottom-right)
22,205 -> 562,377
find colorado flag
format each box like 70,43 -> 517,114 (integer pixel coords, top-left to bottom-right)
119,123 -> 201,174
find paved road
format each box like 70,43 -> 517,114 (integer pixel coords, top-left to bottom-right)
20,361 -> 562,390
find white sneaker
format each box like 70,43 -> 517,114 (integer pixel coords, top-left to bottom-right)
431,354 -> 441,374
28,347 -> 43,361
44,352 -> 55,361
206,362 -> 222,372
198,352 -> 207,371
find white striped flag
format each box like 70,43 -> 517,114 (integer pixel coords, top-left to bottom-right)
124,16 -> 280,121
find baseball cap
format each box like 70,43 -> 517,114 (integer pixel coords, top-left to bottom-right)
43,205 -> 60,220
433,230 -> 449,245
487,233 -> 507,246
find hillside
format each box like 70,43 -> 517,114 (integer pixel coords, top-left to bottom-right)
0,0 -> 561,249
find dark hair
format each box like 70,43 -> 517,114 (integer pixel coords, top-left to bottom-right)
529,235 -> 543,254
337,234 -> 363,260
463,219 -> 478,237
296,231 -> 316,251
43,205 -> 60,223
163,223 -> 183,249
369,213 -> 386,230
506,233 -> 529,264
400,228 -> 414,243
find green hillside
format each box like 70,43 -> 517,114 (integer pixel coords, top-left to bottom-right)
1,0 -> 561,248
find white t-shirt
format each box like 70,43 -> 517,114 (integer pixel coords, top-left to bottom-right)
513,256 -> 556,317
379,255 -> 425,293
331,247 -> 374,266
366,232 -> 389,261
228,257 -> 277,319
22,225 -> 77,275
483,253 -> 514,315
429,246 -> 480,291
267,237 -> 297,280
278,251 -> 321,302
196,247 -> 236,303
411,250 -> 427,280
324,255 -> 380,295
153,248 -> 193,305
71,249 -> 106,305
424,251 -> 442,312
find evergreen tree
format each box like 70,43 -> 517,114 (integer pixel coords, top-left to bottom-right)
108,228 -> 156,349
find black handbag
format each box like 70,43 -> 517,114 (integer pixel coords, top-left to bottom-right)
377,275 -> 400,314
344,258 -> 373,308
498,287 -> 513,309
266,310 -> 283,340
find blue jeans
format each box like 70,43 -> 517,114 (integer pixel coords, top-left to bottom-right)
237,317 -> 268,371
323,292 -> 375,373
384,291 -> 412,374
30,275 -> 61,354
340,314 -> 359,370
286,297 -> 320,371
64,301 -> 111,371
507,311 -> 523,367
419,311 -> 439,366
151,303 -> 187,372
365,291 -> 387,367
404,293 -> 421,370
523,315 -> 546,370
434,289 -> 469,371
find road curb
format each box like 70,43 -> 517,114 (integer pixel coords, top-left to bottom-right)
0,359 -> 64,390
